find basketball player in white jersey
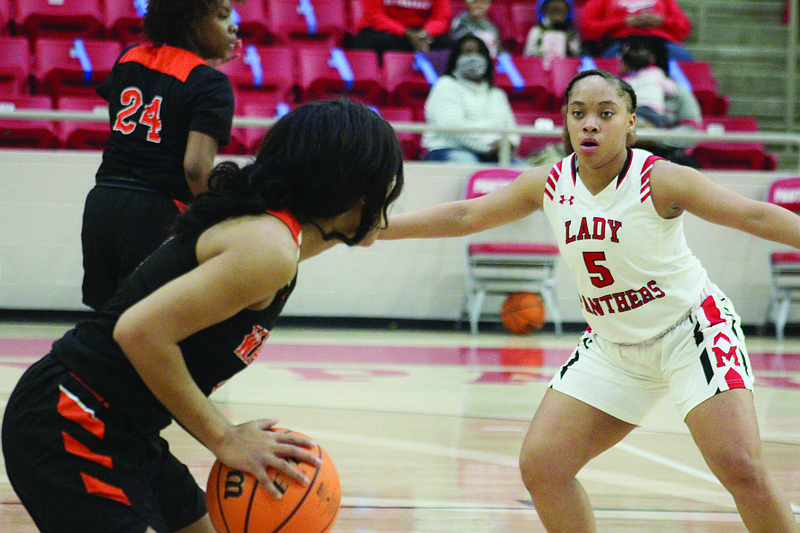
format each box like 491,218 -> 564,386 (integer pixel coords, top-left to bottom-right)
379,70 -> 800,532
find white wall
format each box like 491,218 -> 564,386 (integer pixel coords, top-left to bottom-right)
0,148 -> 791,326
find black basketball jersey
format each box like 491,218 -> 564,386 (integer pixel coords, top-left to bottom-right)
52,211 -> 301,434
95,44 -> 235,203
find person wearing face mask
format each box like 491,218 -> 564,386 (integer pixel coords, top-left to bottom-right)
523,0 -> 582,59
422,34 -> 520,163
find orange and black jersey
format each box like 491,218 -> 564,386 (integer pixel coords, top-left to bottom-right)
53,211 -> 301,435
95,44 -> 234,203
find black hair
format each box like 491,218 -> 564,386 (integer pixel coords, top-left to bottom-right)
443,33 -> 495,86
172,99 -> 404,246
562,69 -> 637,112
561,69 -> 637,154
143,0 -> 239,46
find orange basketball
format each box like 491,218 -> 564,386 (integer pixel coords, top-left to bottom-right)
206,429 -> 340,533
501,292 -> 546,334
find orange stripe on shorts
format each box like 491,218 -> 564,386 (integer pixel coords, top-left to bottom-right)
80,472 -> 131,506
57,386 -> 105,440
62,431 -> 113,469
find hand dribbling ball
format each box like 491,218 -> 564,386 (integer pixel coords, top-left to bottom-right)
206,429 -> 340,533
501,292 -> 546,334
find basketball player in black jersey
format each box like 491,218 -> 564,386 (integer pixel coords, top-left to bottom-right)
81,0 -> 241,311
3,99 -> 404,533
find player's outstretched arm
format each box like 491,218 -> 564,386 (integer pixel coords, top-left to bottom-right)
380,166 -> 549,241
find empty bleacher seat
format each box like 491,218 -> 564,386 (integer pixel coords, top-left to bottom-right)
0,36 -> 32,95
15,0 -> 104,39
494,54 -> 553,113
374,106 -> 421,160
267,0 -> 348,48
689,116 -> 776,171
55,94 -> 109,150
674,60 -> 729,116
32,37 -> 122,97
0,0 -> 10,34
0,94 -> 60,149
216,45 -> 296,106
231,0 -> 271,44
296,46 -> 383,104
381,51 -> 437,109
103,0 -> 146,45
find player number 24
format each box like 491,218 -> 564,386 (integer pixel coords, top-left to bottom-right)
583,251 -> 614,288
113,88 -> 163,143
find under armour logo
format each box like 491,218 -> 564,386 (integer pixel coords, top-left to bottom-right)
560,195 -> 575,205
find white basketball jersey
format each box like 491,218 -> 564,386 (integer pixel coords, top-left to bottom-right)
542,148 -> 707,343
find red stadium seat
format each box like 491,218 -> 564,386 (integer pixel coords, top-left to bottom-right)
514,110 -> 563,158
231,0 -> 272,45
15,0 -> 104,39
689,116 -> 775,170
375,106 -> 421,160
217,45 -> 296,106
548,56 -> 620,102
235,101 -> 295,153
32,37 -> 122,97
0,0 -> 10,34
103,0 -> 146,45
346,0 -> 362,36
674,60 -> 729,116
0,36 -> 32,95
267,0 -> 347,47
509,1 -> 537,54
494,54 -> 553,112
0,94 -> 60,149
296,46 -> 383,104
381,51 -> 438,109
55,94 -> 109,150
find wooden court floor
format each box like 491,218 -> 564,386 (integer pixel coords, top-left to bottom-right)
0,319 -> 798,532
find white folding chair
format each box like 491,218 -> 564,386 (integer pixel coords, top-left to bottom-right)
765,177 -> 800,340
463,168 -> 562,335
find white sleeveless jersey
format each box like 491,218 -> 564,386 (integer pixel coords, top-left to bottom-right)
542,148 -> 708,343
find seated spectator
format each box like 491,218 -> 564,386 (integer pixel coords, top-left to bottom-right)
620,37 -> 701,167
523,0 -> 582,61
620,37 -> 677,128
450,0 -> 502,57
422,34 -> 520,163
350,0 -> 452,58
579,0 -> 693,62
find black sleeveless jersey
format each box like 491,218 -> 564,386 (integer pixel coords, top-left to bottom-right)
95,44 -> 234,203
52,211 -> 300,434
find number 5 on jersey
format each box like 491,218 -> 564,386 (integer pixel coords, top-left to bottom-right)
113,88 -> 163,143
584,251 -> 614,288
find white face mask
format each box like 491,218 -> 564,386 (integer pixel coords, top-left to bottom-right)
455,54 -> 488,80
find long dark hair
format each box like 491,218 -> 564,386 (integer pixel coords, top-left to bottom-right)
173,99 -> 404,245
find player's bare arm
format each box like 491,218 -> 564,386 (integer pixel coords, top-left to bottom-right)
649,159 -> 800,248
381,165 -> 549,241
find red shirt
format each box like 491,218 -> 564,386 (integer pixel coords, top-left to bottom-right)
356,0 -> 452,37
579,0 -> 692,44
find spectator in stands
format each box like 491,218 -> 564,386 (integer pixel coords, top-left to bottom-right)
81,0 -> 239,312
619,36 -> 677,128
350,0 -> 452,57
579,0 -> 693,62
522,0 -> 582,61
621,37 -> 701,167
450,0 -> 502,57
422,34 -> 520,163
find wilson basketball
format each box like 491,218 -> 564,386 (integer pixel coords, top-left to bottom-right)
206,429 -> 341,533
501,292 -> 546,334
